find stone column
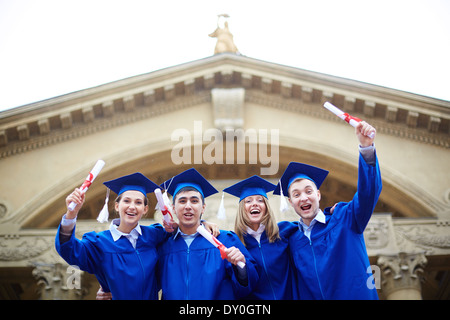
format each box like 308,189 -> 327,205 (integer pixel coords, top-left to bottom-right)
32,262 -> 88,300
377,252 -> 427,300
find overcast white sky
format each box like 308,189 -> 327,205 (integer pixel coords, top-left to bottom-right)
0,0 -> 449,112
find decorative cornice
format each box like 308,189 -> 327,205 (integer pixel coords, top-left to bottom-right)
0,221 -> 106,264
0,235 -> 52,261
246,90 -> 449,148
0,54 -> 448,159
395,220 -> 450,254
0,91 -> 211,159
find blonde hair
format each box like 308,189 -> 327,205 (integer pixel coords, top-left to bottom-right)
234,197 -> 280,246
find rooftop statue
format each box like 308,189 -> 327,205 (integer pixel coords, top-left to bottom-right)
209,14 -> 239,54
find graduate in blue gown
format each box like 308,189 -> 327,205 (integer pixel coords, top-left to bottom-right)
156,168 -> 259,300
55,172 -> 169,300
223,175 -> 297,300
273,121 -> 382,300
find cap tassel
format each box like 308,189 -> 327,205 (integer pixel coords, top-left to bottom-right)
217,192 -> 226,220
279,183 -> 290,213
97,188 -> 110,223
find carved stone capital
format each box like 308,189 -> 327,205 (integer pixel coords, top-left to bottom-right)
378,252 -> 427,299
32,262 -> 89,300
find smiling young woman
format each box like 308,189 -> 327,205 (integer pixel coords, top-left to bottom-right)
223,175 -> 298,300
235,195 -> 280,244
114,190 -> 149,233
55,172 -> 170,300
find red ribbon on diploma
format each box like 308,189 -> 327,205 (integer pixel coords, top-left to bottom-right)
196,224 -> 246,269
161,205 -> 174,221
80,173 -> 94,191
154,188 -> 174,224
324,101 -> 375,139
213,237 -> 228,260
342,113 -> 362,124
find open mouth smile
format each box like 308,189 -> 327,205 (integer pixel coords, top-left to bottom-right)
300,204 -> 312,211
125,212 -> 137,217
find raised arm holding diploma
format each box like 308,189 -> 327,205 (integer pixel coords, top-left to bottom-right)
56,172 -> 170,300
323,101 -> 375,138
273,117 -> 382,299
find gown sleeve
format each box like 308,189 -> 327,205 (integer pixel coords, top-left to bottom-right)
221,231 -> 259,298
55,224 -> 103,275
345,152 -> 383,234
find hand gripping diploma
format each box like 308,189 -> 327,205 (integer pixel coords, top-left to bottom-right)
197,224 -> 246,269
68,160 -> 105,211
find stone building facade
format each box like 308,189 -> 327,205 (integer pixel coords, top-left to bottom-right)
0,53 -> 449,299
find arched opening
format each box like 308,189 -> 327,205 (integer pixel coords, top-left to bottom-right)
22,142 -> 432,229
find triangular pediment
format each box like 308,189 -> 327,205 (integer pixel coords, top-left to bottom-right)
1,53 -> 448,153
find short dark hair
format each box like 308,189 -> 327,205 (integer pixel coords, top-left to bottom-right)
173,186 -> 205,205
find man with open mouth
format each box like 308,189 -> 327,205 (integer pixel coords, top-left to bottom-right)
274,120 -> 382,300
156,168 -> 259,300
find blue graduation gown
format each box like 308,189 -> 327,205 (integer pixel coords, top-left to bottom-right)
157,230 -> 259,300
243,221 -> 297,300
55,223 -> 167,300
289,153 -> 382,300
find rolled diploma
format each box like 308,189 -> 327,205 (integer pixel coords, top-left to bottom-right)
323,102 -> 375,138
154,188 -> 172,224
68,160 -> 105,211
197,224 -> 246,269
